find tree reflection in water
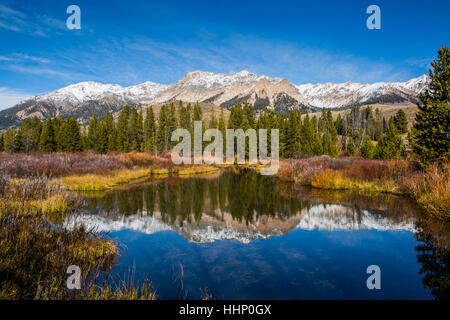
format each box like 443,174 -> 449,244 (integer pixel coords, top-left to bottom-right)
75,169 -> 450,300
415,216 -> 450,300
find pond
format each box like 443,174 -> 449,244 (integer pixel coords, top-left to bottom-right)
65,169 -> 449,300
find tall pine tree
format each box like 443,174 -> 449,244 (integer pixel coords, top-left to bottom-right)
410,46 -> 450,164
39,117 -> 56,152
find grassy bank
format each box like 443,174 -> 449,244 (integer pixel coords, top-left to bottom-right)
0,174 -> 156,299
60,165 -> 220,191
60,168 -> 154,191
278,157 -> 450,219
0,151 -> 220,191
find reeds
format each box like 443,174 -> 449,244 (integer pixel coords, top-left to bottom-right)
0,173 -> 156,299
278,156 -> 450,219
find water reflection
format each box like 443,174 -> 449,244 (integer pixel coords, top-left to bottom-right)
67,170 -> 417,242
65,169 -> 449,299
414,217 -> 450,300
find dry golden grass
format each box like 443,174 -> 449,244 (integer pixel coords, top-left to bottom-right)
305,103 -> 418,129
403,163 -> 450,219
278,157 -> 449,219
311,169 -> 400,194
60,168 -> 152,191
60,163 -> 221,191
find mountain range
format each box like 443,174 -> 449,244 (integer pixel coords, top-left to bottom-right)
0,70 -> 429,130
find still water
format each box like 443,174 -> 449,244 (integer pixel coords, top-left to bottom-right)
66,169 -> 449,299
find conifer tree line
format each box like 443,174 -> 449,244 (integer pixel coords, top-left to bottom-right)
0,99 -> 407,160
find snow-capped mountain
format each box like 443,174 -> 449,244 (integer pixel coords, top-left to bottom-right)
152,70 -> 311,113
34,81 -> 169,104
0,71 -> 429,130
296,74 -> 429,109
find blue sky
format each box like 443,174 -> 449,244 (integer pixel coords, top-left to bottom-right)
0,0 -> 448,110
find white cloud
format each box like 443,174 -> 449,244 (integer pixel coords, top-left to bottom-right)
0,56 -> 14,61
0,87 -> 32,110
0,4 -> 66,37
4,64 -> 91,81
0,53 -> 51,64
119,35 -> 413,84
15,54 -> 51,63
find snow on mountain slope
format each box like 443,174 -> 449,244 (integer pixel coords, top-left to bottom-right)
34,81 -> 169,104
172,70 -> 284,91
295,74 -> 429,109
151,70 -> 310,113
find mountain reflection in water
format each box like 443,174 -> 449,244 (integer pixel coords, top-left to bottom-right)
65,169 -> 449,300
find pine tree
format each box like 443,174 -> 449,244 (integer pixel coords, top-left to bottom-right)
127,108 -> 139,151
193,102 -> 202,123
96,121 -> 109,154
56,117 -> 69,151
321,110 -> 339,157
335,114 -> 344,135
4,129 -> 16,153
346,137 -> 356,156
136,109 -> 144,151
13,126 -> 24,152
144,107 -> 156,153
382,117 -> 387,133
284,110 -> 300,158
66,117 -> 82,152
117,106 -> 130,152
410,46 -> 450,164
178,102 -> 191,130
375,119 -> 403,159
39,118 -> 56,152
228,104 -> 243,129
276,113 -> 286,156
157,104 -> 169,152
0,133 -> 4,152
393,109 -> 408,134
103,111 -> 116,152
243,101 -> 255,128
218,107 -> 226,152
167,103 -> 178,149
360,137 -> 375,159
87,112 -> 99,150
209,107 -> 218,129
241,117 -> 251,159
17,117 -> 42,153
301,114 -> 314,155
311,116 -> 323,155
